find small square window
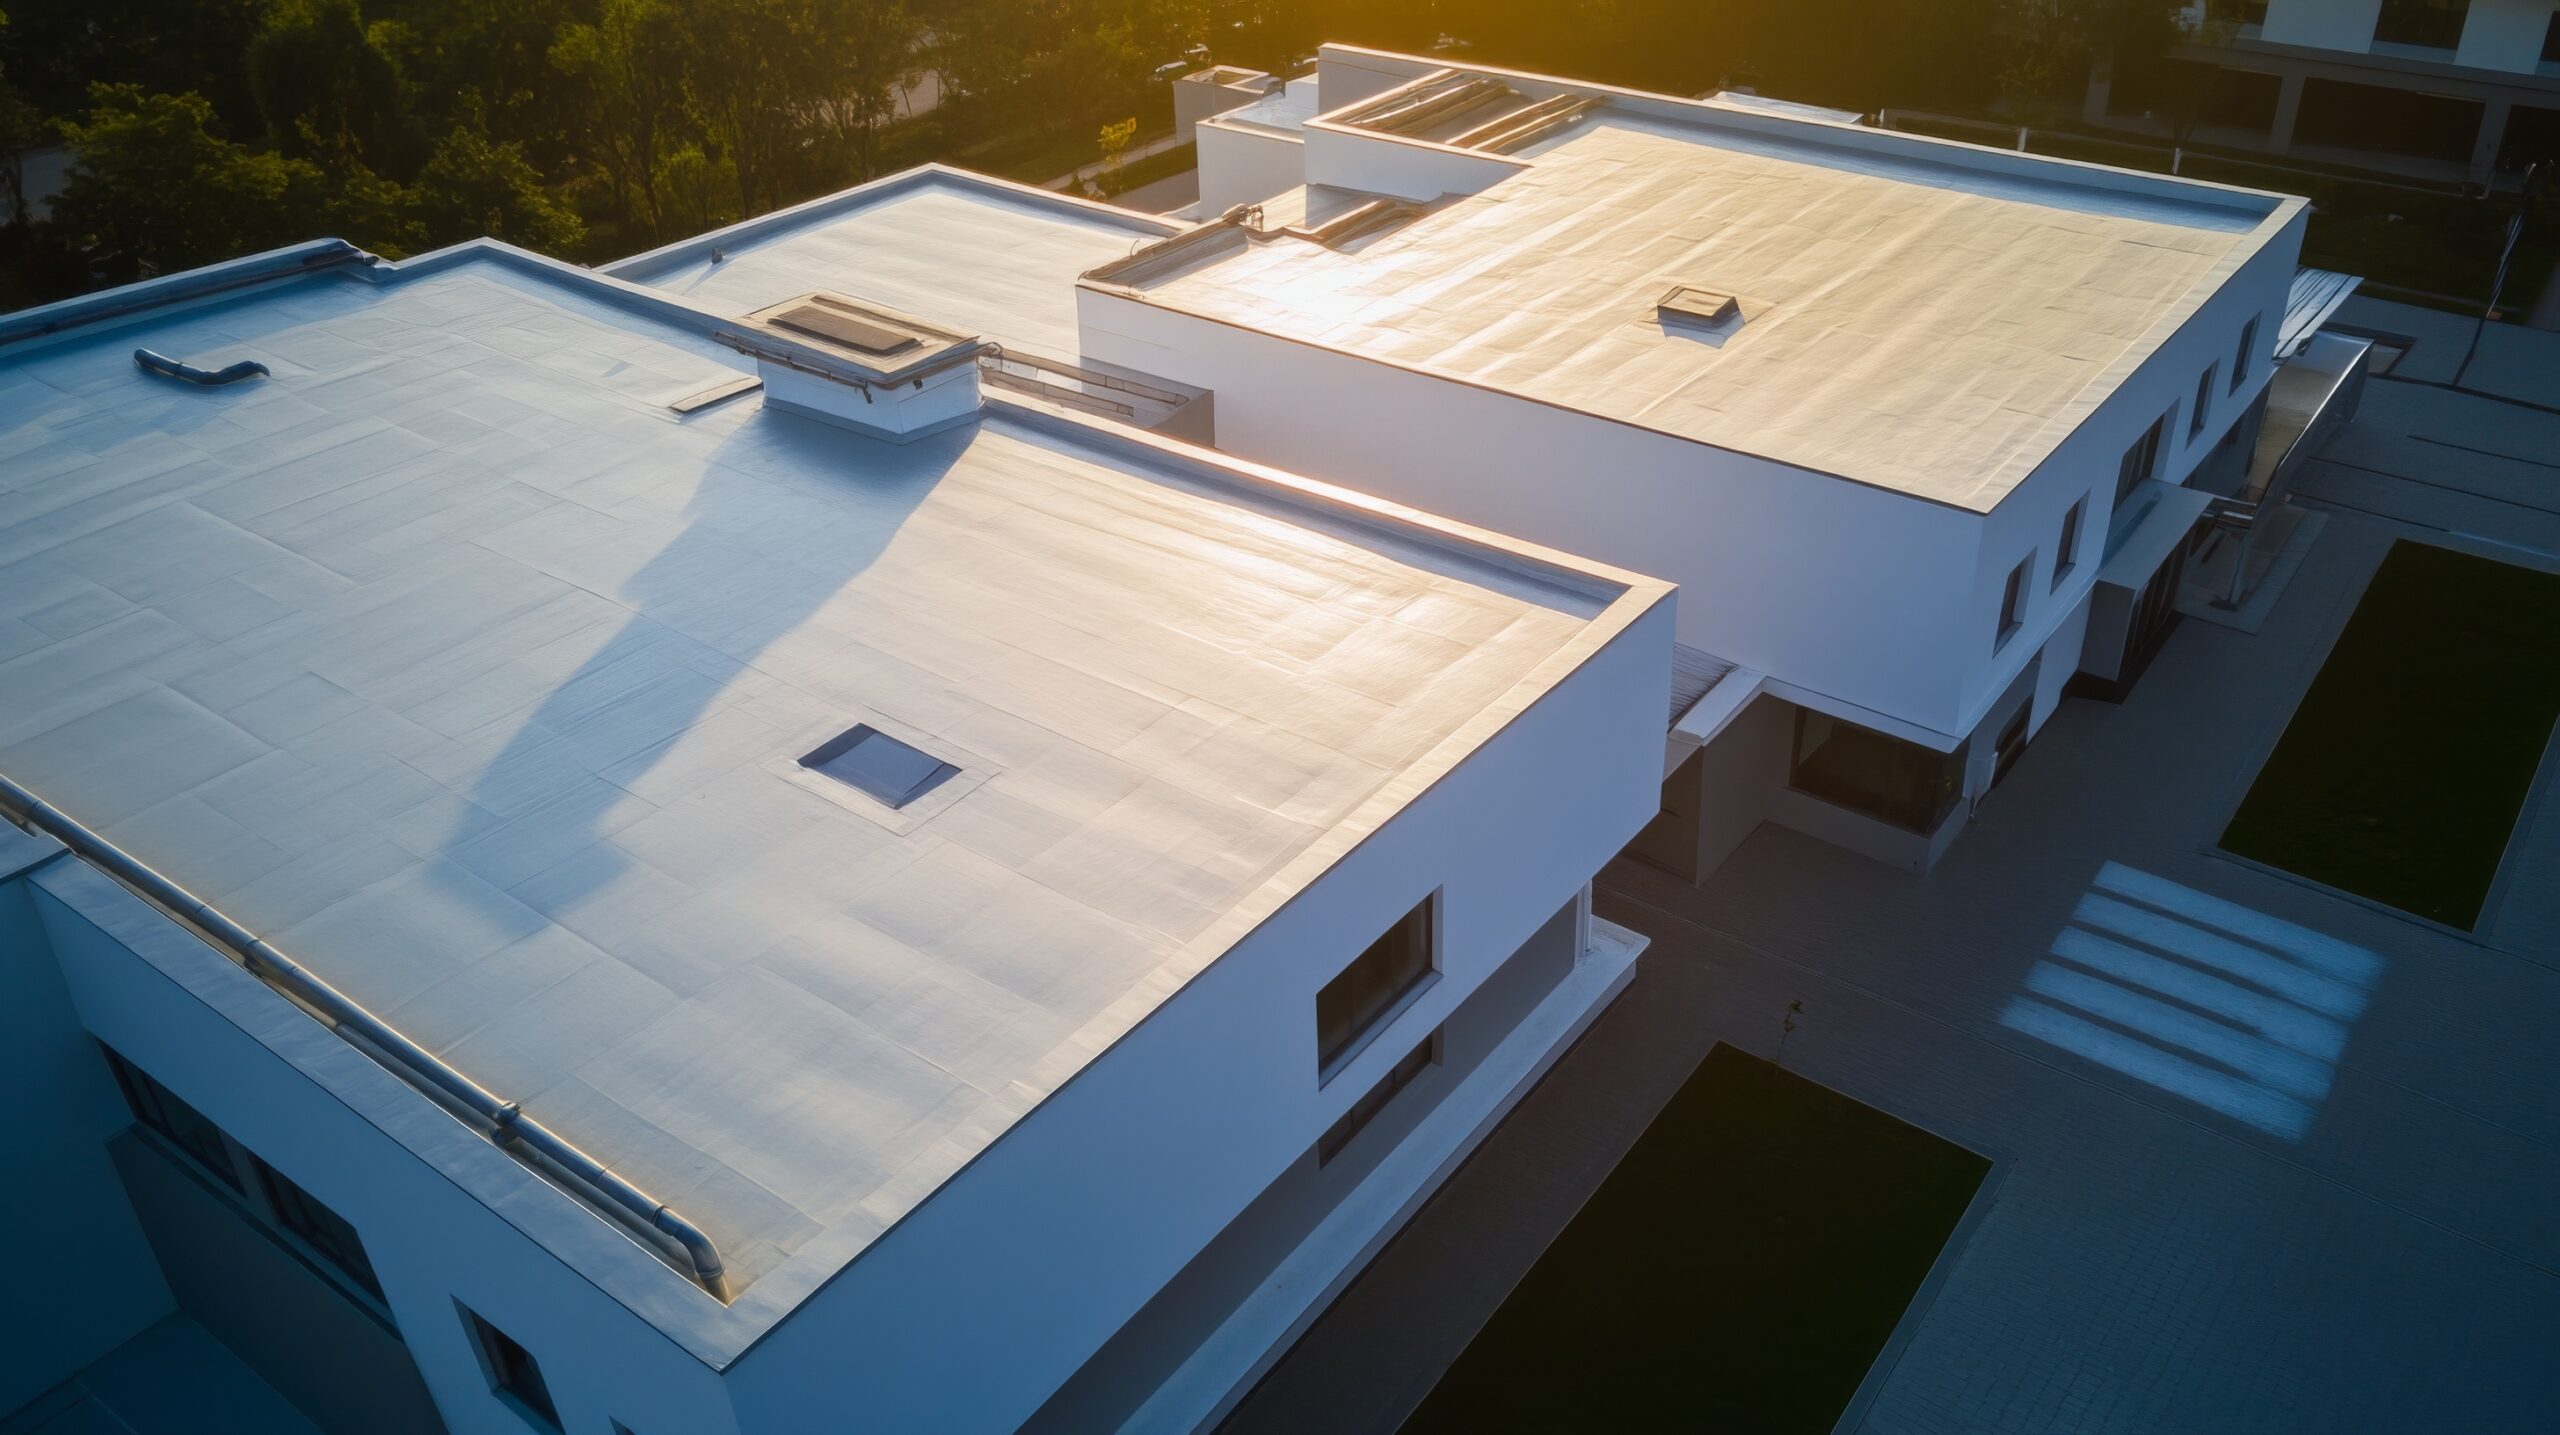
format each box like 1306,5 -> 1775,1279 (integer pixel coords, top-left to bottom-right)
1317,896 -> 1437,1078
2191,364 -> 2215,439
2232,317 -> 2259,390
462,1307 -> 562,1432
2052,499 -> 2086,591
1996,554 -> 2032,651
798,724 -> 958,810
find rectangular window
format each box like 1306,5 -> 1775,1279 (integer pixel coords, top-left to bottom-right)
2232,317 -> 2259,390
2373,0 -> 2468,49
2190,364 -> 2215,440
2545,12 -> 2560,64
2116,414 -> 2164,505
1996,554 -> 2032,650
463,1307 -> 562,1432
101,1046 -> 242,1193
1789,709 -> 1969,835
253,1159 -> 384,1302
2052,498 -> 2086,590
1319,1029 -> 1440,1165
1316,896 -> 1436,1077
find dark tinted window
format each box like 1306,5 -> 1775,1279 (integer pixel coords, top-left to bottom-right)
2117,415 -> 2164,505
102,1046 -> 241,1192
1317,898 -> 1435,1073
1997,556 -> 2031,649
464,1308 -> 562,1431
1790,710 -> 1969,835
2374,0 -> 2467,49
255,1159 -> 384,1302
2054,500 -> 2085,589
1319,1030 -> 1439,1164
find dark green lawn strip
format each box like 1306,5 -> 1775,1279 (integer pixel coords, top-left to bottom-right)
1401,1045 -> 1988,1435
2222,541 -> 2560,930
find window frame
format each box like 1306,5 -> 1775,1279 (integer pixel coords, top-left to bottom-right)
2191,363 -> 2216,440
2116,413 -> 2166,506
2232,316 -> 2259,391
1787,709 -> 1971,835
1315,893 -> 1440,1084
1318,1028 -> 1442,1165
252,1156 -> 386,1304
2052,497 -> 2086,591
460,1305 -> 565,1433
102,1045 -> 244,1194
1995,552 -> 2034,652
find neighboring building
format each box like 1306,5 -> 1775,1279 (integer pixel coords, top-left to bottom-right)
1067,45 -> 2361,875
2091,0 -> 2560,182
0,185 -> 1671,1433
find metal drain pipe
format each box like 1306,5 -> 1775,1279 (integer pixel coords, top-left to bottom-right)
0,772 -> 730,1302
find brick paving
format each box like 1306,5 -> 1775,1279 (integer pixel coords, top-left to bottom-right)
1226,314 -> 2560,1433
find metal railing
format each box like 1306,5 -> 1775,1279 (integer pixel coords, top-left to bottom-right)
0,772 -> 731,1302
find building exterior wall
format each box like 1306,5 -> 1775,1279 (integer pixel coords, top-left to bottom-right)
724,592 -> 1674,1432
1960,200 -> 2303,735
109,1134 -> 446,1435
1299,124 -> 1527,202
29,862 -> 745,1435
2458,0 -> 2560,71
1197,123 -> 1308,215
1078,286 -> 1989,741
0,829 -> 174,1413
1020,892 -> 1583,1431
1175,69 -> 1277,143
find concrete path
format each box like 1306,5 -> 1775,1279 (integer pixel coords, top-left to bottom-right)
1225,339 -> 2560,1433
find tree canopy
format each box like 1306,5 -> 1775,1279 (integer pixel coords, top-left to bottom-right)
0,0 -> 2186,301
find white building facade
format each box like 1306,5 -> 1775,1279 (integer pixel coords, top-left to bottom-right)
0,220 -> 1669,1434
1071,46 -> 2340,874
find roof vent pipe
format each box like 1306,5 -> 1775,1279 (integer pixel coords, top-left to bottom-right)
134,348 -> 269,386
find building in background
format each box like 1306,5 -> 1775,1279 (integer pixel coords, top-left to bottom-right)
2091,0 -> 2560,183
1075,45 -> 2362,877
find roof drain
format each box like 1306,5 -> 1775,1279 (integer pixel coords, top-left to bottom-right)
0,771 -> 732,1304
134,348 -> 270,386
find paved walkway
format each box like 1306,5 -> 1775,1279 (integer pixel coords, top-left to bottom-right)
1226,321 -> 2560,1433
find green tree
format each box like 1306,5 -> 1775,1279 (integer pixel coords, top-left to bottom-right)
0,6 -> 43,228
247,0 -> 424,178
52,85 -> 328,274
411,115 -> 584,251
553,0 -> 689,240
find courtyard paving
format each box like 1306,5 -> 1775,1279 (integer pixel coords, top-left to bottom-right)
1224,304 -> 2560,1433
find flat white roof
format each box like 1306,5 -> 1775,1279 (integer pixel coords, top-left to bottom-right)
0,249 -> 1649,1321
608,169 -> 1177,362
1100,100 -> 2300,511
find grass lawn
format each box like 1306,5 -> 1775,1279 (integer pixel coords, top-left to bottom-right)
2223,541 -> 2560,931
1401,1044 -> 1988,1435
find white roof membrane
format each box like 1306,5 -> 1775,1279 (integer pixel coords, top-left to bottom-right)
1112,107 -> 2292,511
0,256 -> 1622,1312
609,172 -> 1174,362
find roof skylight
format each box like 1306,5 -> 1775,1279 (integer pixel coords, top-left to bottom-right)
798,724 -> 959,810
